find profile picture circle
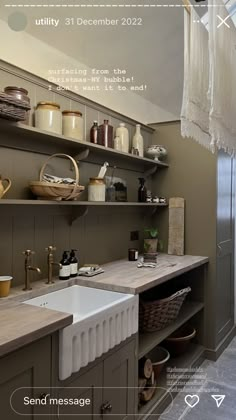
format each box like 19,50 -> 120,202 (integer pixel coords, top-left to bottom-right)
8,12 -> 28,32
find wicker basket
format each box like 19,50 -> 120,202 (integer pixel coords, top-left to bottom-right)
139,287 -> 191,332
0,92 -> 31,121
30,153 -> 84,201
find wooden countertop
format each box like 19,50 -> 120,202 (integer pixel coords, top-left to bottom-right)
0,301 -> 73,357
0,253 -> 208,358
77,254 -> 209,294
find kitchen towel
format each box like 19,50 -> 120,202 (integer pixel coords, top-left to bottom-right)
181,8 -> 211,150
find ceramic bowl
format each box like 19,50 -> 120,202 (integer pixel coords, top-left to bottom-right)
146,145 -> 167,162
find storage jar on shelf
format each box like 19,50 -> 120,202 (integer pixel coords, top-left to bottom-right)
115,123 -> 129,153
132,124 -> 144,157
62,110 -> 84,141
88,177 -> 106,202
90,121 -> 98,144
35,101 -> 62,134
97,119 -> 113,148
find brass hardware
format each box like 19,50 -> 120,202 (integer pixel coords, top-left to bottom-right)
45,245 -> 62,284
101,401 -> 112,414
22,250 -> 41,291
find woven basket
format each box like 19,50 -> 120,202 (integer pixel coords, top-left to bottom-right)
139,287 -> 191,332
0,92 -> 31,121
30,153 -> 84,201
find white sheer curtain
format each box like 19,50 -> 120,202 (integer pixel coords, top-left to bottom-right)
181,0 -> 236,154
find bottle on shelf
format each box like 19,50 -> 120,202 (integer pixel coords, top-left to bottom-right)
132,124 -> 144,157
138,177 -> 147,202
97,120 -> 113,148
59,251 -> 71,280
69,249 -> 78,278
115,123 -> 129,153
113,135 -> 122,151
90,121 -> 98,144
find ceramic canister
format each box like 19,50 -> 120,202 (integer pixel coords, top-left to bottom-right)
62,110 -> 84,141
35,102 -> 62,134
88,178 -> 106,202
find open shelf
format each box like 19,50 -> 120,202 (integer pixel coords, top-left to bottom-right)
0,199 -> 168,207
138,343 -> 204,419
0,120 -> 169,172
139,301 -> 204,359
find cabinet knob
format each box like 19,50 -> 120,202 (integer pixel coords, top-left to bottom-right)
101,401 -> 112,414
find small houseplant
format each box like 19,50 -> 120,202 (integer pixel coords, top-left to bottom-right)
144,228 -> 162,253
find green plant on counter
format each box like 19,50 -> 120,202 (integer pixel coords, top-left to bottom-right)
144,228 -> 163,252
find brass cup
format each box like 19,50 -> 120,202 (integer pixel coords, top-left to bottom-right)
0,276 -> 12,297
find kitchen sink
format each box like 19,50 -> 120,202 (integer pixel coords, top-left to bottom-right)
24,285 -> 138,380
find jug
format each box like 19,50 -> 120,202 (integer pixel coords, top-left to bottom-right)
0,175 -> 11,198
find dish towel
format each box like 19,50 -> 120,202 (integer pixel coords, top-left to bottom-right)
181,1 -> 236,154
181,8 -> 211,150
208,0 -> 236,154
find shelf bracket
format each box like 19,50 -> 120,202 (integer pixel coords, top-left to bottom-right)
144,165 -> 158,178
70,206 -> 88,225
70,148 -> 90,171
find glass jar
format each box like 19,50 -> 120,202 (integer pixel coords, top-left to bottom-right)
62,110 -> 84,141
88,177 -> 106,202
4,86 -> 30,125
35,101 -> 62,134
115,123 -> 129,153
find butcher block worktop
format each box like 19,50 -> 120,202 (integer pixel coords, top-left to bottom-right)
0,253 -> 208,357
78,253 -> 209,294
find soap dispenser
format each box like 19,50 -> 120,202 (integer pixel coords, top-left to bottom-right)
69,249 -> 78,278
59,251 -> 70,280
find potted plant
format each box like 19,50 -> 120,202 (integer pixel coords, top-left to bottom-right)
144,228 -> 161,253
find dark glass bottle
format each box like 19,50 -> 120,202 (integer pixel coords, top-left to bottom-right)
138,177 -> 147,202
59,251 -> 70,280
69,249 -> 78,278
90,121 -> 98,144
98,119 -> 113,148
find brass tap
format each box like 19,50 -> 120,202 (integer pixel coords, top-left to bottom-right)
45,246 -> 62,284
22,250 -> 41,291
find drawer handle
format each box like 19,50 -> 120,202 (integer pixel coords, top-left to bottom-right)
101,401 -> 112,414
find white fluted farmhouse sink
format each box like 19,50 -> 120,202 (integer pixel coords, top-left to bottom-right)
24,285 -> 138,380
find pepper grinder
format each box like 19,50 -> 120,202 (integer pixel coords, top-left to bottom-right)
138,177 -> 147,202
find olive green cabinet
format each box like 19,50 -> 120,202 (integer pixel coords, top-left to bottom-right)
56,337 -> 137,420
0,336 -> 52,420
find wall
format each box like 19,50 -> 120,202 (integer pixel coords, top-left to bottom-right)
149,121 -> 218,350
0,62 -> 161,287
0,19 -> 177,124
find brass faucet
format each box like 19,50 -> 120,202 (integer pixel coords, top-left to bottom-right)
23,250 -> 41,291
45,246 -> 62,284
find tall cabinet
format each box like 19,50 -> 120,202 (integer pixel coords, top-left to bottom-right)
149,121 -> 235,359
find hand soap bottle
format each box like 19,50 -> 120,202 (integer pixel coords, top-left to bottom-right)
69,249 -> 78,278
59,251 -> 70,280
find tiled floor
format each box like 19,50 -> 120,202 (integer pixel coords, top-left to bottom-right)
160,337 -> 236,420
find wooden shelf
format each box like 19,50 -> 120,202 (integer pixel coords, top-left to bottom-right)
0,199 -> 168,207
139,301 -> 204,359
0,120 -> 169,172
138,343 -> 204,419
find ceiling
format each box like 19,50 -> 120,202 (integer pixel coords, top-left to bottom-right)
1,0 -> 189,117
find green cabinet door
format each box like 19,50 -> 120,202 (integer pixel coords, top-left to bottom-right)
57,363 -> 103,419
102,339 -> 137,420
0,336 -> 52,420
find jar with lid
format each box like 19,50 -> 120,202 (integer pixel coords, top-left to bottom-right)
115,123 -> 129,153
35,102 -> 62,134
98,120 -> 113,148
88,178 -> 106,202
62,110 -> 84,141
4,86 -> 30,125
